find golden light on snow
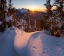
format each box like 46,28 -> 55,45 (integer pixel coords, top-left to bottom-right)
14,32 -> 29,48
14,30 -> 35,48
14,29 -> 35,55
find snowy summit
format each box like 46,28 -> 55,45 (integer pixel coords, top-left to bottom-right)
18,8 -> 29,13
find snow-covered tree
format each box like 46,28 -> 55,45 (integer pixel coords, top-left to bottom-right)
25,10 -> 31,32
0,0 -> 16,32
0,0 -> 7,32
44,0 -> 64,37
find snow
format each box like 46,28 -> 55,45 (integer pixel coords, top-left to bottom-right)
8,15 -> 13,20
4,6 -> 8,12
5,16 -> 10,22
57,22 -> 62,28
0,27 -> 35,56
19,19 -> 27,30
5,15 -> 12,22
28,31 -> 64,56
18,8 -> 28,13
0,28 -> 20,56
14,30 -> 37,56
0,28 -> 64,56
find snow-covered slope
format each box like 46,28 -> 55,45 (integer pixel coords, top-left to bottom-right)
0,28 -> 20,56
0,28 -> 35,56
28,31 -> 64,56
0,28 -> 64,56
14,29 -> 36,56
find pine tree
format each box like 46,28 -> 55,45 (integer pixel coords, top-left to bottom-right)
44,0 -> 64,37
54,0 -> 64,37
6,0 -> 12,28
44,0 -> 52,16
0,0 -> 14,32
0,0 -> 6,32
25,10 -> 30,32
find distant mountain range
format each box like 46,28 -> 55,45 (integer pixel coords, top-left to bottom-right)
18,8 -> 29,13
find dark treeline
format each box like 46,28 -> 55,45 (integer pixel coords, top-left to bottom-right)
0,0 -> 64,37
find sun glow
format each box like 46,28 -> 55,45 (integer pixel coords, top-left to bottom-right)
29,5 -> 36,11
27,5 -> 46,12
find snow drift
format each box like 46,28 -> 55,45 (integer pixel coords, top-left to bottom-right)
0,28 -> 20,56
0,28 -> 64,56
28,30 -> 64,56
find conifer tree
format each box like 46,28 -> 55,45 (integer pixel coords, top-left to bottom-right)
25,10 -> 30,32
44,0 -> 64,37
0,0 -> 6,32
44,0 -> 52,16
0,0 -> 14,32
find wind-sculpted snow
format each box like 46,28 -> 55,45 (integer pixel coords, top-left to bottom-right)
0,28 -> 64,56
27,32 -> 43,56
28,31 -> 64,56
0,28 -> 20,56
41,34 -> 64,56
14,29 -> 36,56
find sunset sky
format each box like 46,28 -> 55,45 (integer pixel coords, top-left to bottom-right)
12,0 -> 55,12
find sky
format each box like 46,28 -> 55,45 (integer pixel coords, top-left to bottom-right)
12,0 -> 54,12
